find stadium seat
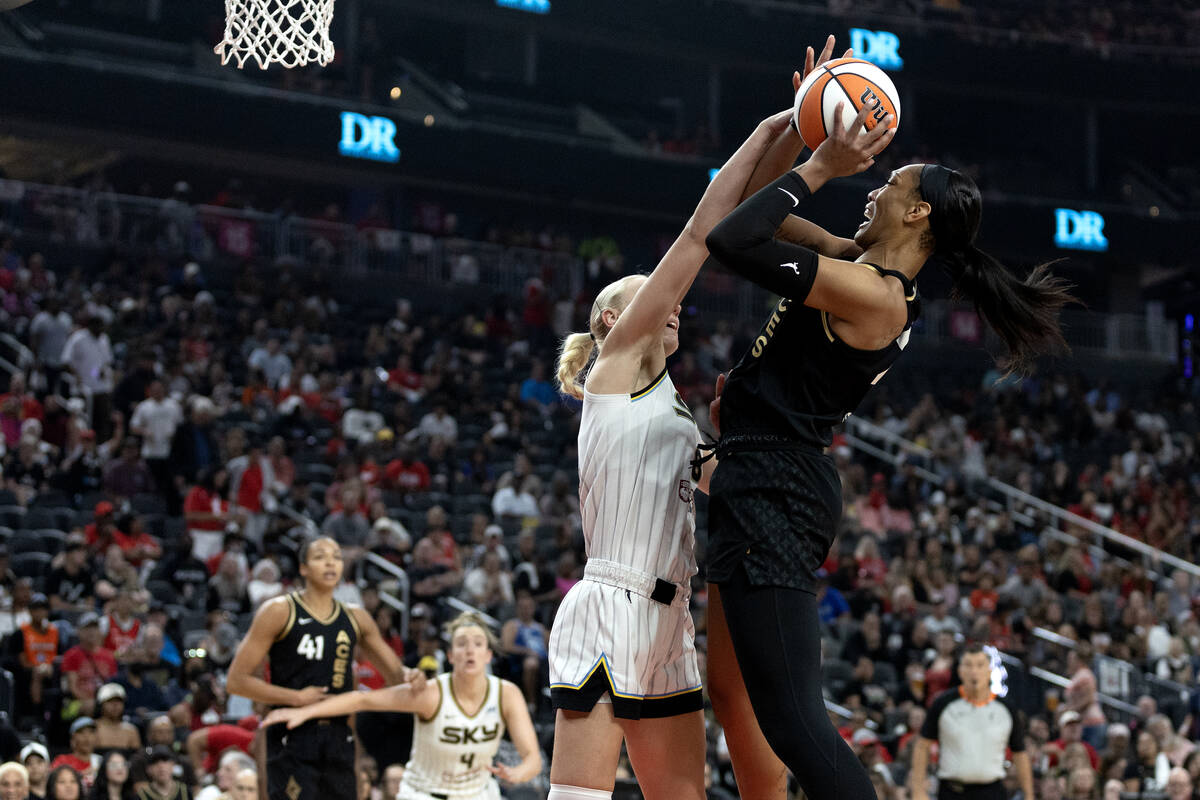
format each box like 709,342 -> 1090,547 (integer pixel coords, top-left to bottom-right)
11,551 -> 51,579
131,493 -> 168,515
299,463 -> 335,482
29,490 -> 71,508
148,580 -> 182,605
873,661 -> 899,694
22,507 -> 63,530
10,531 -> 50,555
820,658 -> 855,697
33,530 -> 67,555
0,506 -> 25,529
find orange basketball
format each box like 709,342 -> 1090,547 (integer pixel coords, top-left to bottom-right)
793,57 -> 901,152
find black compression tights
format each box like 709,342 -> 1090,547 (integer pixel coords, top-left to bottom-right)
719,567 -> 878,800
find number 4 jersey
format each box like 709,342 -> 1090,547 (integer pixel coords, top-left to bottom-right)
399,673 -> 506,799
268,592 -> 360,703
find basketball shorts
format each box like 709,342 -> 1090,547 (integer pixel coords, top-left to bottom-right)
706,444 -> 842,593
549,558 -> 703,719
267,718 -> 356,800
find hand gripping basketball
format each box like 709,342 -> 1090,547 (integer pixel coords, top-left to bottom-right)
808,102 -> 894,179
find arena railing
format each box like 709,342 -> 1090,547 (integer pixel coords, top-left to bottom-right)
843,415 -> 1200,581
362,551 -> 412,642
1024,664 -> 1140,722
0,179 -> 1178,361
1029,627 -> 1192,716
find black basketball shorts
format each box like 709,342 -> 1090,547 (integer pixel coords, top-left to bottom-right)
266,719 -> 356,800
706,445 -> 842,593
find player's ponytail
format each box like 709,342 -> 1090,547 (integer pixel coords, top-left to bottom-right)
555,274 -> 644,399
920,165 -> 1077,375
556,333 -> 594,401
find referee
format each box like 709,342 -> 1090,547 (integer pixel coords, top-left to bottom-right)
910,643 -> 1034,800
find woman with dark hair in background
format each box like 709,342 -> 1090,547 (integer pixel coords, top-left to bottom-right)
46,767 -> 84,800
701,89 -> 1075,798
90,753 -> 135,800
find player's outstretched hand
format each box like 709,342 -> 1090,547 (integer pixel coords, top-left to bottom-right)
796,34 -> 853,88
400,666 -> 427,692
709,373 -> 725,436
263,707 -> 309,729
292,685 -> 328,706
487,763 -> 531,784
808,102 -> 894,179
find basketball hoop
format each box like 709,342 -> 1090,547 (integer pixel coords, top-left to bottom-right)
215,0 -> 335,70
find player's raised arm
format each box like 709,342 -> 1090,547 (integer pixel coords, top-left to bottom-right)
596,110 -> 793,365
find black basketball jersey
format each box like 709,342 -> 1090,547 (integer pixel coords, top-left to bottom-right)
268,592 -> 360,696
720,264 -> 920,449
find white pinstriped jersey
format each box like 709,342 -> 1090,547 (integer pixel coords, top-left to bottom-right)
579,368 -> 699,585
399,673 -> 504,799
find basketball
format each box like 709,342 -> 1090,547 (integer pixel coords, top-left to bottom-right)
793,57 -> 900,152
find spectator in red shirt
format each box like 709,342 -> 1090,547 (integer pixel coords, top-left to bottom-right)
85,502 -> 122,554
422,505 -> 461,572
51,717 -> 101,785
205,528 -> 250,576
1048,710 -> 1101,770
113,514 -> 162,568
354,659 -> 386,691
100,591 -> 141,660
385,445 -> 430,493
0,373 -> 43,448
969,571 -> 999,614
386,354 -> 423,401
184,468 -> 233,563
185,721 -> 257,779
61,613 -> 119,718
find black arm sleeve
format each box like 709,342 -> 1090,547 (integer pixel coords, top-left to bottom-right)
704,171 -> 822,300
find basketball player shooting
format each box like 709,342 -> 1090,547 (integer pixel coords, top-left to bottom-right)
699,87 -> 1077,800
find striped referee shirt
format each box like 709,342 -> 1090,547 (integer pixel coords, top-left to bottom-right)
921,687 -> 1025,784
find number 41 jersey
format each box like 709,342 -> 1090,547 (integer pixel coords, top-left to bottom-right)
268,592 -> 360,700
400,673 -> 506,799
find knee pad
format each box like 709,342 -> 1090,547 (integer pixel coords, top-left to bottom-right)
547,785 -> 612,800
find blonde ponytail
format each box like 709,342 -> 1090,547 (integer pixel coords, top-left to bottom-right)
556,273 -> 645,400
556,332 -> 594,401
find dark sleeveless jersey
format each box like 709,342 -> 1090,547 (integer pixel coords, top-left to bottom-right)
268,592 -> 360,697
720,264 -> 920,449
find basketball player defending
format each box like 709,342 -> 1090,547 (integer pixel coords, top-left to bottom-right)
264,612 -> 541,800
548,107 -> 798,799
227,537 -> 425,800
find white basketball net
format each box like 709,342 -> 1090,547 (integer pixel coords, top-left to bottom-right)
215,0 -> 335,70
